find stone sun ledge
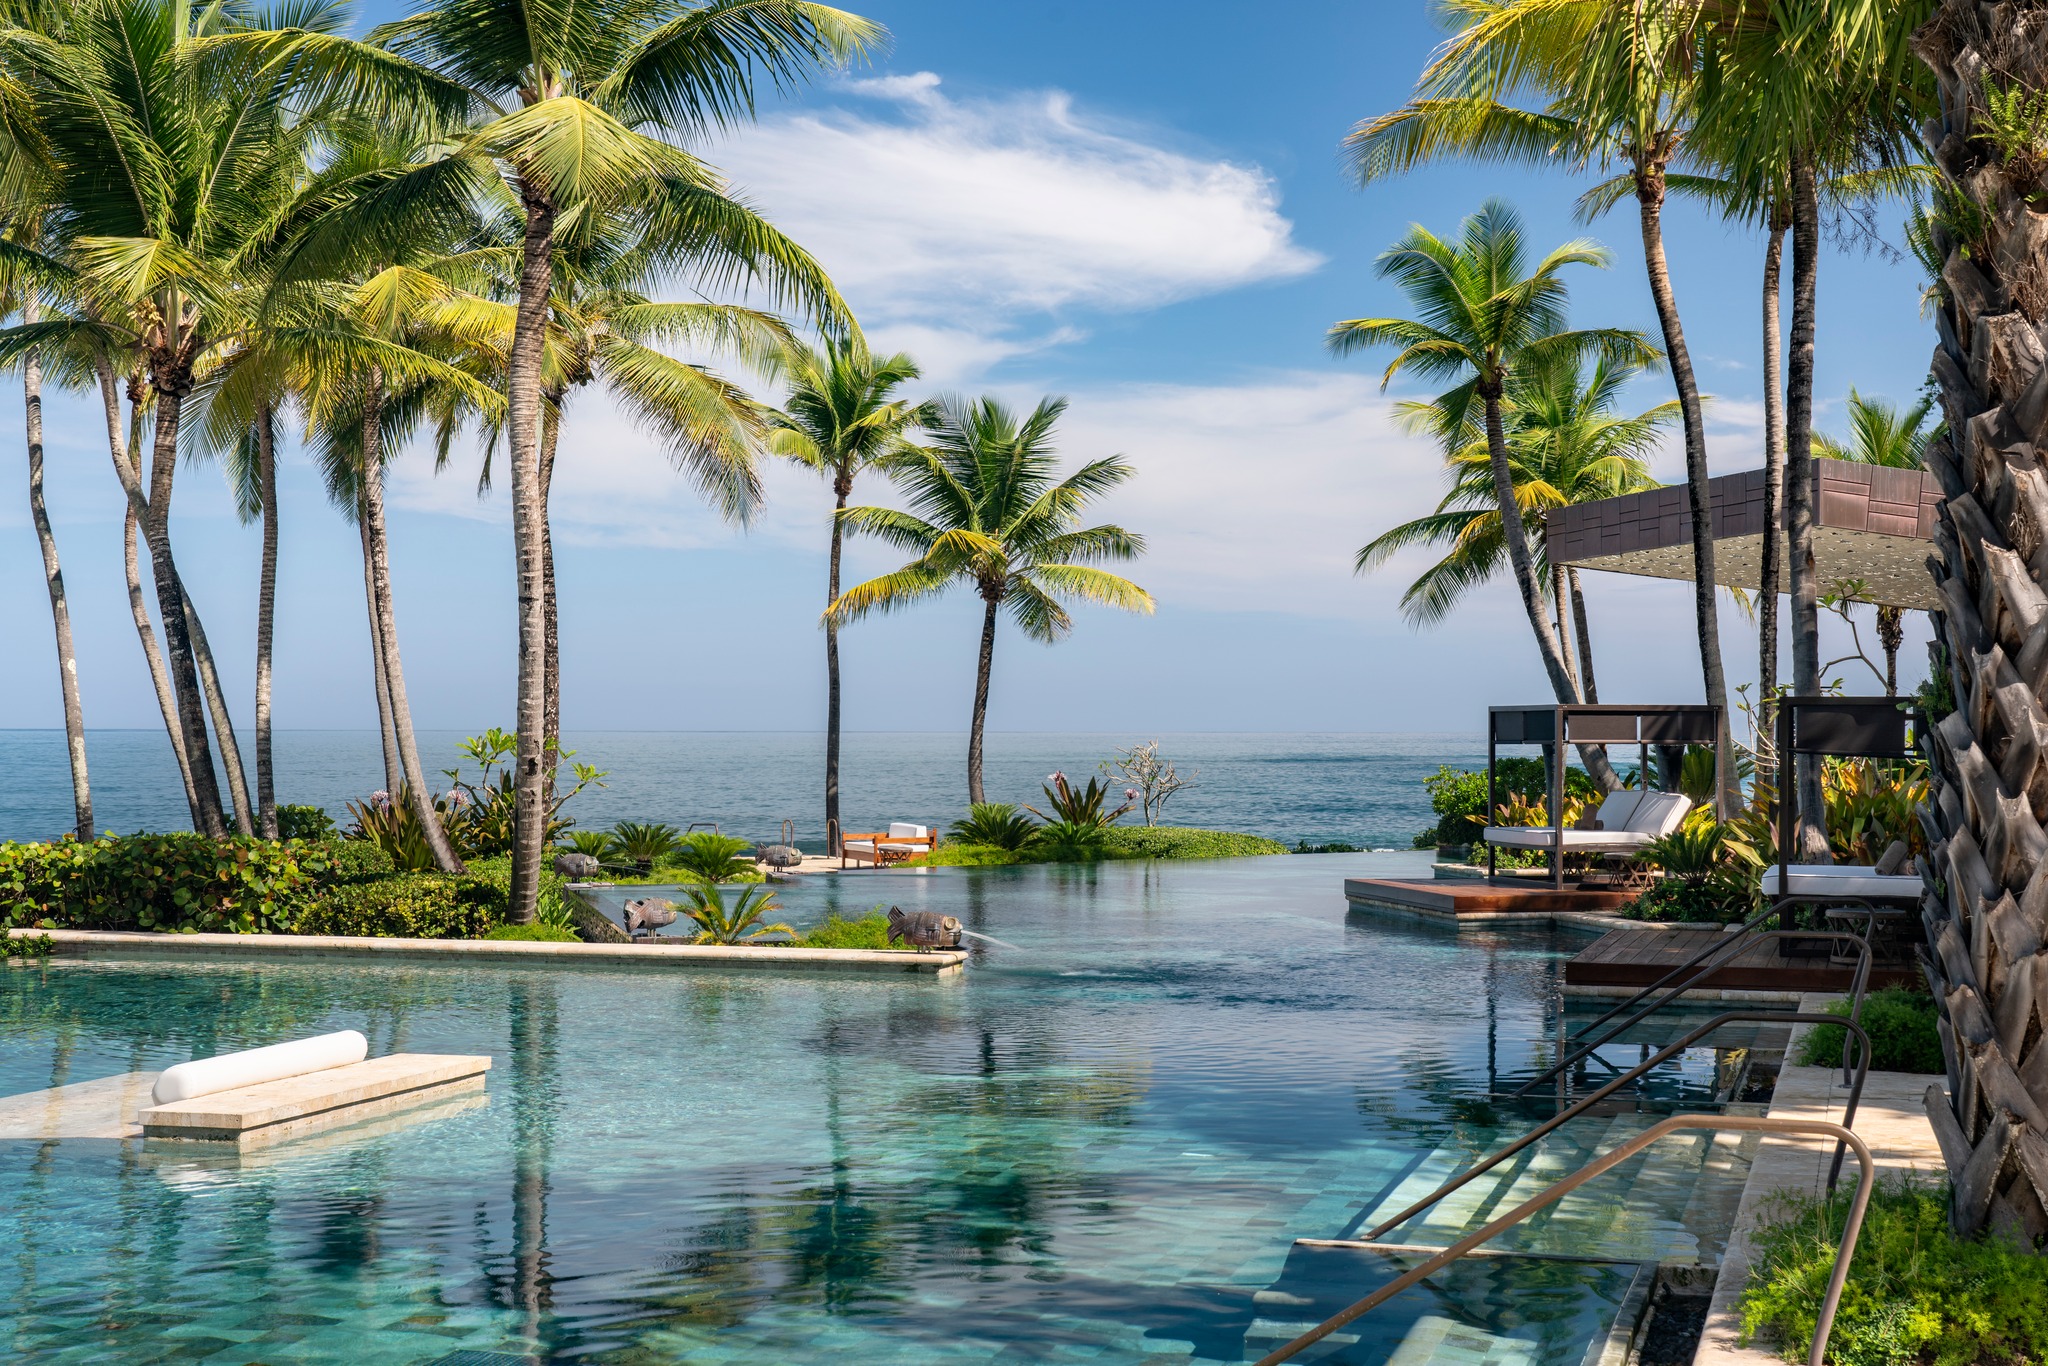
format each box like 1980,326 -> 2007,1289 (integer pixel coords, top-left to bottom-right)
5,927 -> 968,975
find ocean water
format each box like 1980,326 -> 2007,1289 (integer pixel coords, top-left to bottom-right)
0,730 -> 1485,849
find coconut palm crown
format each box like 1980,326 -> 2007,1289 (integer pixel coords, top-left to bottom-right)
830,394 -> 1152,804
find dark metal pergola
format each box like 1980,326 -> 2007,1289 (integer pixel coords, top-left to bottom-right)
1488,703 -> 1724,889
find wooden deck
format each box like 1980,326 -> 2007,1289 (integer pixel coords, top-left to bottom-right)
1343,876 -> 1636,919
1565,926 -> 1919,993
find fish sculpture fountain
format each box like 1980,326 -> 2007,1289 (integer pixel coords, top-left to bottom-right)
757,844 -> 804,869
553,852 -> 602,879
624,897 -> 678,939
886,906 -> 962,950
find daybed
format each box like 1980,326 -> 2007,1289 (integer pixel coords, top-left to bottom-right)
841,823 -> 937,868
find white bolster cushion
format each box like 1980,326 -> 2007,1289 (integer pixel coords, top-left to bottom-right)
152,1030 -> 369,1105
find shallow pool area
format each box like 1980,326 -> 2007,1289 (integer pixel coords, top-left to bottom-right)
1,854 -> 1771,1364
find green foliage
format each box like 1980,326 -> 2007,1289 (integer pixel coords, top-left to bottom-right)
563,830 -> 613,859
1740,1181 -> 2048,1366
1823,760 -> 1928,866
1796,988 -> 1943,1075
483,922 -> 580,943
1981,76 -> 2048,197
909,843 -> 1025,868
0,834 -> 325,935
296,872 -> 496,940
442,729 -> 606,857
609,821 -> 683,871
1096,827 -> 1289,859
1620,878 -> 1754,924
276,805 -> 337,841
346,788 -> 442,871
1417,760 -> 1596,847
799,912 -> 898,950
668,831 -> 754,881
5,932 -> 55,963
314,838 -> 396,879
1028,772 -> 1132,827
678,882 -> 796,944
1913,651 -> 1954,723
1297,840 -> 1363,853
949,802 -> 1039,850
1033,818 -> 1113,861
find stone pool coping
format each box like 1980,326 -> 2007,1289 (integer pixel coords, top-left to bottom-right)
5,927 -> 968,975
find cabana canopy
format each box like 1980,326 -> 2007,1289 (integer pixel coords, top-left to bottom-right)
1546,458 -> 1941,610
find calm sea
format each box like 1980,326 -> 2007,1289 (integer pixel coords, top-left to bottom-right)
0,730 -> 1485,850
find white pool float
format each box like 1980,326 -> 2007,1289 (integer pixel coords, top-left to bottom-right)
151,1030 -> 369,1105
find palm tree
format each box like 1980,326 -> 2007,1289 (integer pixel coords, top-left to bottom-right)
1811,389 -> 1934,696
366,0 -> 873,921
1348,0 -> 1737,802
1361,355 -> 1672,703
1330,199 -> 1654,786
831,395 -> 1152,804
1901,0 -> 2048,1241
767,337 -> 926,852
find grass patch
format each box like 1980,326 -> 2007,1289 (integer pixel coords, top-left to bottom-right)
798,912 -> 900,950
907,844 -> 1026,868
904,826 -> 1286,868
483,922 -> 581,943
1795,986 -> 1944,1074
1741,1180 -> 2048,1366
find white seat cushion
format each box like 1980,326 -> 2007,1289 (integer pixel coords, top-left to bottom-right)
1586,790 -> 1643,831
1625,792 -> 1692,836
888,823 -> 928,839
1762,865 -> 1921,899
1483,827 -> 1656,850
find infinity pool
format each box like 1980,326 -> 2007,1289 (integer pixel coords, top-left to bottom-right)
0,855 -> 1754,1364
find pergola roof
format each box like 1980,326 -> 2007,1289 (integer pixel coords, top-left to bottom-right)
1545,458 -> 1942,610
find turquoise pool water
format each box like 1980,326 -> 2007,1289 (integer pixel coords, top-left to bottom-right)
1,855 -> 1752,1364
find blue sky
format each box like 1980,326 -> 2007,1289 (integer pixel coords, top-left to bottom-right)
0,1 -> 1937,742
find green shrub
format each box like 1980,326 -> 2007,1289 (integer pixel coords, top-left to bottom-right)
1796,987 -> 1943,1075
276,805 -> 337,841
910,843 -> 1024,868
1416,760 -> 1598,847
1740,1181 -> 2048,1366
298,872 -> 497,939
799,912 -> 897,950
949,802 -> 1039,850
1619,878 -> 1753,924
676,882 -> 795,944
5,932 -> 55,963
0,833 -> 324,934
667,831 -> 754,881
1297,840 -> 1361,853
1097,827 -> 1288,859
484,922 -> 580,943
314,838 -> 396,879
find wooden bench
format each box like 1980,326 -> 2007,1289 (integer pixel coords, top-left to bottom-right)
138,1053 -> 491,1145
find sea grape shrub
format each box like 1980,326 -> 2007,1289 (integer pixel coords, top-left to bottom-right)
299,873 -> 497,939
1795,987 -> 1944,1075
0,834 -> 324,933
276,804 -> 337,841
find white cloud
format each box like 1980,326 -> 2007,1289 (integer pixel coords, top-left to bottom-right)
709,72 -> 1322,333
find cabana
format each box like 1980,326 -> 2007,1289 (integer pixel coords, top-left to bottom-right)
1483,703 -> 1724,889
1768,695 -> 1926,933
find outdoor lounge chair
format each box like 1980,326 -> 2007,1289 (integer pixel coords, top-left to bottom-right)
1481,789 -> 1693,855
840,823 -> 937,868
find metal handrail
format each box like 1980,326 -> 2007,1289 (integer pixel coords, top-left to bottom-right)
1564,903 -> 1779,1044
1362,1011 -> 1870,1243
1515,928 -> 1873,1097
1254,1116 -> 1877,1366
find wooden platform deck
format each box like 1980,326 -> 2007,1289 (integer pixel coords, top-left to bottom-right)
1344,876 -> 1636,920
1565,927 -> 1919,993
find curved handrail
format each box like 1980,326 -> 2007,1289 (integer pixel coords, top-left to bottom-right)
1363,1011 -> 1869,1242
1255,1116 -> 1876,1366
1515,929 -> 1872,1097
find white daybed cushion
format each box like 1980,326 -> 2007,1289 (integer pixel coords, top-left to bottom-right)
1762,864 -> 1921,899
1483,827 -> 1655,850
1586,790 -> 1643,831
1625,792 -> 1692,836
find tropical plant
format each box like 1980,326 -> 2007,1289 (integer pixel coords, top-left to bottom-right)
1821,760 -> 1928,867
768,336 -> 928,852
367,0 -> 875,921
1099,741 -> 1197,827
831,395 -> 1153,802
668,830 -> 754,882
608,821 -> 682,873
1028,772 -> 1132,828
1360,353 -> 1669,697
678,881 -> 795,945
948,803 -> 1039,851
443,729 -> 605,857
346,788 -> 442,874
563,830 -> 613,859
1812,390 -> 1937,695
1032,820 -> 1115,863
1332,199 -> 1652,789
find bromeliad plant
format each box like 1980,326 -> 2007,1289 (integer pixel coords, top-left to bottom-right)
1025,772 -> 1132,861
679,882 -> 796,945
948,803 -> 1039,851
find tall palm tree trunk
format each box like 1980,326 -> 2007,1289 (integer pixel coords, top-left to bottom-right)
968,593 -> 999,805
1636,161 -> 1733,812
825,470 -> 850,851
1876,606 -> 1902,697
181,584 -> 255,834
1758,215 -> 1788,795
24,311 -> 92,840
1784,153 -> 1828,859
141,389 -> 227,836
361,375 -> 465,874
1552,562 -> 1581,697
361,510 -> 402,792
254,407 -> 278,838
505,187 -> 559,924
1911,0 -> 2048,1240
540,405 -> 561,810
1568,567 -> 1598,703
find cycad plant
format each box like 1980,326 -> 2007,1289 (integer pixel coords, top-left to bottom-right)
679,881 -> 795,945
832,396 -> 1152,803
948,802 -> 1039,851
366,0 -> 874,921
608,821 -> 682,873
671,831 -> 755,881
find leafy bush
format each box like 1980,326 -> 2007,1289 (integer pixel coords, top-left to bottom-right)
563,830 -> 612,859
1097,827 -> 1288,859
346,788 -> 443,871
1297,840 -> 1361,853
1823,760 -> 1928,866
315,837 -> 395,879
484,922 -> 579,943
1028,771 -> 1132,827
1795,987 -> 1943,1075
5,932 -> 55,963
667,831 -> 752,881
949,803 -> 1039,850
1034,817 -> 1113,861
609,821 -> 682,872
1619,879 -> 1753,924
295,872 -> 497,939
0,834 -> 325,934
677,882 -> 795,944
1740,1181 -> 2048,1366
1416,760 -> 1598,848
276,805 -> 336,841
799,912 -> 898,950
909,843 -> 1025,868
